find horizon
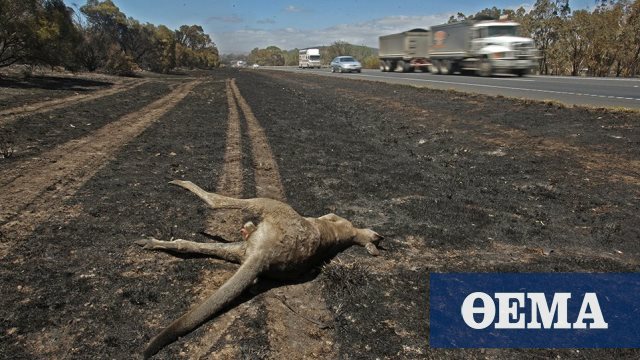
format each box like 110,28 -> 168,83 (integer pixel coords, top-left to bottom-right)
66,0 -> 595,54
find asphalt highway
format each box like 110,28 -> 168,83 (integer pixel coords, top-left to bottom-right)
260,66 -> 640,109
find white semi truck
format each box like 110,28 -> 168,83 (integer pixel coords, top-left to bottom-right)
299,48 -> 321,69
379,18 -> 538,76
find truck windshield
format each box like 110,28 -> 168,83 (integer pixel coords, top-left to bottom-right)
310,55 -> 320,61
487,26 -> 518,37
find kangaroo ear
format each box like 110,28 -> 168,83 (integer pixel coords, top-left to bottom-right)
365,242 -> 380,256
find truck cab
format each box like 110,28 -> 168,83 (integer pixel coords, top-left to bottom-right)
468,22 -> 538,76
429,19 -> 538,76
299,48 -> 321,69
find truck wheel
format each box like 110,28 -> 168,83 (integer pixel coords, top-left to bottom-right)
438,60 -> 450,75
477,58 -> 492,77
380,61 -> 386,72
450,62 -> 460,75
396,60 -> 406,72
513,69 -> 528,77
431,60 -> 441,74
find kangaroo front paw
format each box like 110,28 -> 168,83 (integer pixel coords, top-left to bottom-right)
365,242 -> 380,256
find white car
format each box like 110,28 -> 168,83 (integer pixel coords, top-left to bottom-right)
330,56 -> 362,73
252,64 -> 260,69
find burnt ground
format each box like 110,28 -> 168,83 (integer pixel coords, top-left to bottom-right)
0,68 -> 639,359
0,74 -> 117,110
0,81 -> 172,166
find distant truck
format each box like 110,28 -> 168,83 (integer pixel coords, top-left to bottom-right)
379,18 -> 538,76
379,28 -> 431,72
299,48 -> 321,69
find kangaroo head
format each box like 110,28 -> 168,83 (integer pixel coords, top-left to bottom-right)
318,213 -> 383,256
354,228 -> 383,256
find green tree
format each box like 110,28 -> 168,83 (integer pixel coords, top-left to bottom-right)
78,0 -> 128,69
585,2 -> 625,76
80,0 -> 127,49
175,25 -> 219,69
558,10 -> 592,75
447,12 -> 467,23
247,46 -> 285,66
0,0 -> 82,69
324,41 -> 351,63
153,25 -> 177,72
323,41 -> 376,66
0,0 -> 39,68
32,0 -> 82,69
283,48 -> 299,66
622,0 -> 640,76
526,0 -> 570,74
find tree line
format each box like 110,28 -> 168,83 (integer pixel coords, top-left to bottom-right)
0,0 -> 219,76
243,42 -> 379,69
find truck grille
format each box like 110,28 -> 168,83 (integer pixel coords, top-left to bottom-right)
513,42 -> 534,58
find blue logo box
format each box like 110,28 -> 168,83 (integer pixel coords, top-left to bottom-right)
430,273 -> 640,348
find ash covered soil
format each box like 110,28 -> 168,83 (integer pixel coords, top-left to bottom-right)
0,68 -> 639,359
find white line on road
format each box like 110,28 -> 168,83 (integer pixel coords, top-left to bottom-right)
535,75 -> 640,82
478,77 -> 535,82
354,73 -> 640,102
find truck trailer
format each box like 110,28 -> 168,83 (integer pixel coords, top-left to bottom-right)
299,48 -> 321,69
379,18 -> 538,76
378,28 -> 431,73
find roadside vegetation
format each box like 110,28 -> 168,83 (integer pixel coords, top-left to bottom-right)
0,0 -> 219,76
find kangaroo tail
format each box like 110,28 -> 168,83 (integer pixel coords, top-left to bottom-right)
143,256 -> 264,359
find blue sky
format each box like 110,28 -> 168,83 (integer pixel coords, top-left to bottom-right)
67,0 -> 595,54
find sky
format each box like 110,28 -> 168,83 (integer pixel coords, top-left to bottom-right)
66,0 -> 596,54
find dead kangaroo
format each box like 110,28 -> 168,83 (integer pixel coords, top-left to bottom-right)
135,180 -> 383,358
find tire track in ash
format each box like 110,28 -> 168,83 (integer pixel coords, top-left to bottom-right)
0,78 -> 149,127
230,78 -> 337,359
0,80 -> 200,258
203,79 -> 245,242
184,79 -> 248,359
